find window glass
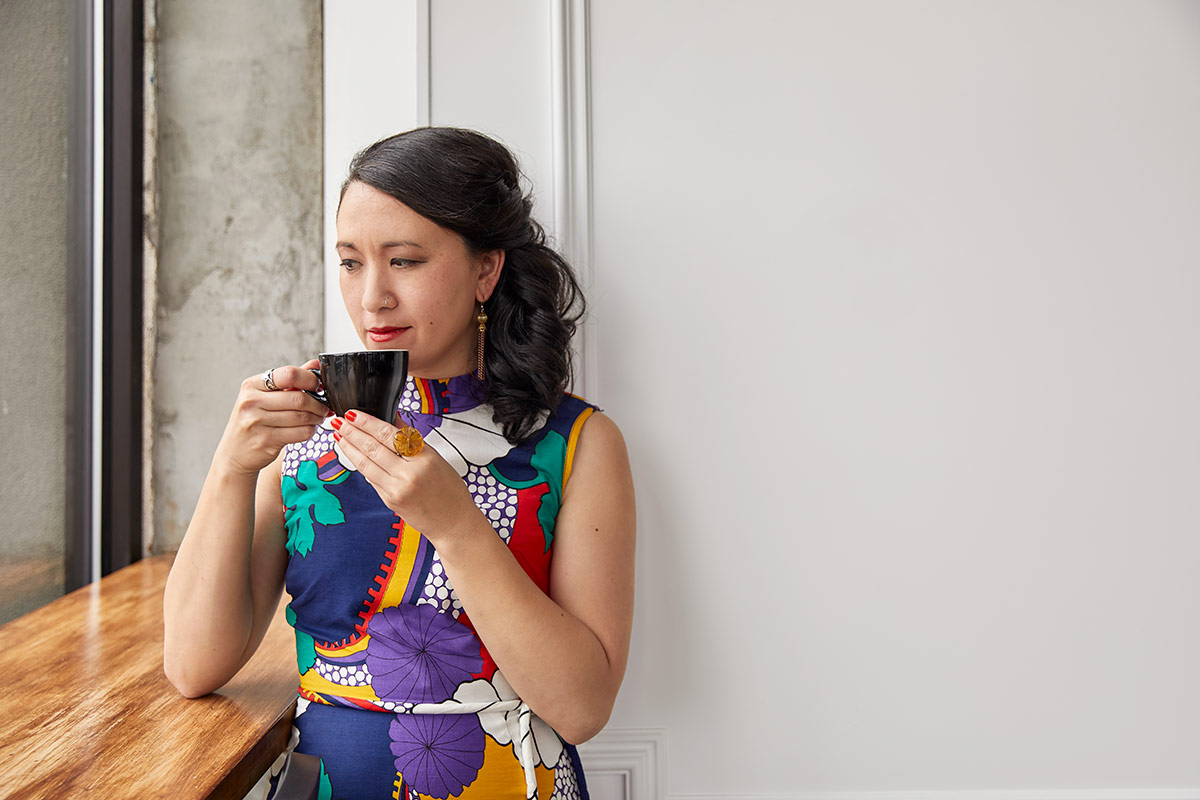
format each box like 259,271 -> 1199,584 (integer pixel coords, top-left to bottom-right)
0,0 -> 71,624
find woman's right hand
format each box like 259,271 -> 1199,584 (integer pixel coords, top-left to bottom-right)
214,358 -> 330,477
166,363 -> 320,697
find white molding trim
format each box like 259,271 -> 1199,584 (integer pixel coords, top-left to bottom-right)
416,0 -> 431,126
550,0 -> 597,398
572,729 -> 1200,800
91,0 -> 104,582
669,792 -> 1200,800
578,728 -> 665,800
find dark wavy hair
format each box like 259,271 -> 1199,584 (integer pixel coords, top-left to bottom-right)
339,127 -> 585,443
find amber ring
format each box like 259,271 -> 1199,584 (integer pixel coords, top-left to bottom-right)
393,425 -> 424,458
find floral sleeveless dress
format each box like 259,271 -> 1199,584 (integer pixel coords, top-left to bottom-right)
270,373 -> 596,800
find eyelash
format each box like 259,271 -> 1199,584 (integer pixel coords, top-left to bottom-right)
340,258 -> 421,272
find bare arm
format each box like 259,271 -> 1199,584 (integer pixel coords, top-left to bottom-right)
437,412 -> 636,743
334,410 -> 636,744
162,364 -> 327,697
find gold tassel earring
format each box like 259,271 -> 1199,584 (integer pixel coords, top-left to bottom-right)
475,303 -> 488,380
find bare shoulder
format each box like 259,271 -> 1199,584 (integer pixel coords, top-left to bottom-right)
564,410 -> 634,502
550,409 -> 635,684
557,409 -> 635,555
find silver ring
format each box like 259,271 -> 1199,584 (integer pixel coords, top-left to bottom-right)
262,368 -> 280,391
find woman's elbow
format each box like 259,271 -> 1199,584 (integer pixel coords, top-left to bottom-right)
557,721 -> 604,747
162,653 -> 221,699
555,697 -> 615,746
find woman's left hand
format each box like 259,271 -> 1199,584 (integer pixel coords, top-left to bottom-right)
332,410 -> 482,546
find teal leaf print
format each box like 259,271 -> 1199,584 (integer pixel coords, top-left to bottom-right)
281,460 -> 349,557
528,429 -> 568,549
317,760 -> 332,800
286,603 -> 317,676
490,430 -> 568,551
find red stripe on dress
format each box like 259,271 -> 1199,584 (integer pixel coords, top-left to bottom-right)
315,514 -> 405,649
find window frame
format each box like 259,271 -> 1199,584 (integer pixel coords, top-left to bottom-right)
63,0 -> 144,592
100,0 -> 144,577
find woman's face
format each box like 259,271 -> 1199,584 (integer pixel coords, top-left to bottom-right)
336,181 -> 503,378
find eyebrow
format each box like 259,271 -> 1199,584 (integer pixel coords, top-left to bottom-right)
336,240 -> 425,250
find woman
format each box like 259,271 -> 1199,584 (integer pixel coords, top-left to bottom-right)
163,127 -> 636,800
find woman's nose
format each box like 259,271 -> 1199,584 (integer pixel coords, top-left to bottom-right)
360,266 -> 395,312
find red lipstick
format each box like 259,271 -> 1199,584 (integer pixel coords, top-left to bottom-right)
368,326 -> 408,343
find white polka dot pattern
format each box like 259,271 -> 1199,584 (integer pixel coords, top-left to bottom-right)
465,465 -> 518,543
416,466 -> 518,619
398,377 -> 422,415
315,658 -> 371,687
377,700 -> 415,713
550,748 -> 581,800
417,556 -> 463,619
282,425 -> 337,478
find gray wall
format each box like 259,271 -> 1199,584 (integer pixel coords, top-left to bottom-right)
586,0 -> 1200,792
152,0 -> 323,551
0,0 -> 68,622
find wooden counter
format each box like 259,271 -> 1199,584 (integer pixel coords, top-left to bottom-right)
0,554 -> 298,799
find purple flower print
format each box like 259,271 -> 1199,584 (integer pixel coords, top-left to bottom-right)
390,713 -> 485,799
365,603 -> 482,703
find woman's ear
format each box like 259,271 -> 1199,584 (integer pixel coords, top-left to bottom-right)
476,250 -> 505,302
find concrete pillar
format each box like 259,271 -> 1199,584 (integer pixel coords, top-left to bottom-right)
151,0 -> 323,551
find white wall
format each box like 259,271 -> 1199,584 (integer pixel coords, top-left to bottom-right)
326,1 -> 1200,797
323,0 -> 425,353
430,0 -> 555,225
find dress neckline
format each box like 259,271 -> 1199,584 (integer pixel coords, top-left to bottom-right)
400,371 -> 489,418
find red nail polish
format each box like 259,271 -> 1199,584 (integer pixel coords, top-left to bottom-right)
345,410 -> 358,422
330,417 -> 343,430
333,431 -> 342,441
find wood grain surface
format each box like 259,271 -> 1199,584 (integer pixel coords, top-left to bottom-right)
0,554 -> 298,800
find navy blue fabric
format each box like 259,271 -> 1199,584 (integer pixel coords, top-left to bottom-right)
295,702 -> 399,798
285,470 -> 402,647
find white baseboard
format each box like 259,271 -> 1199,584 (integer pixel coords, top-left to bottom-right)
576,728 -> 1198,800
577,728 -> 666,800
670,793 -> 1200,800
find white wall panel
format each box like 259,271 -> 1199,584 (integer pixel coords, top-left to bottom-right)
323,0 -> 425,351
428,1 -> 594,393
429,0 -> 555,235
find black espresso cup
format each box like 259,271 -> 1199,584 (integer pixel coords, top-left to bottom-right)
304,349 -> 409,421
